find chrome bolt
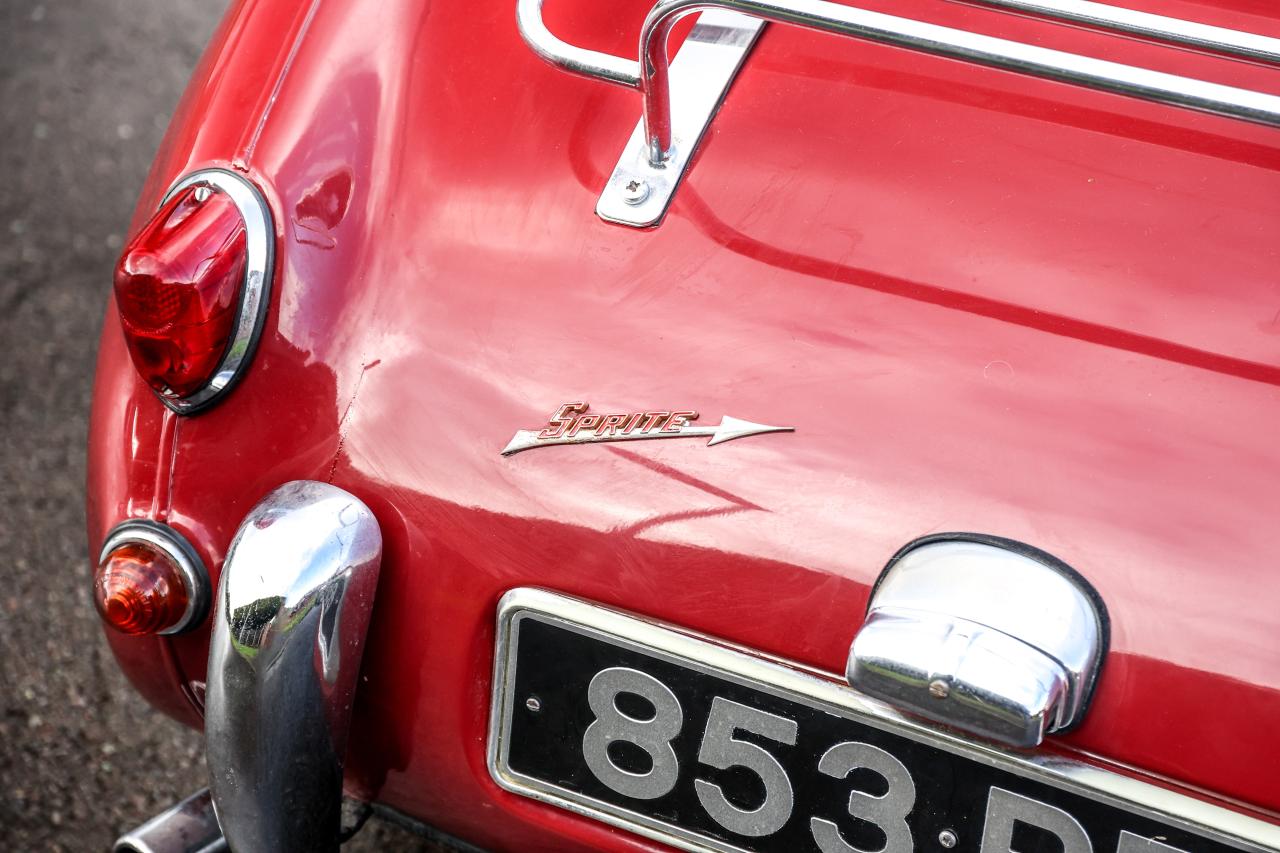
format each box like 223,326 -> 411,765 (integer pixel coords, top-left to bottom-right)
193,185 -> 213,203
938,829 -> 958,848
621,177 -> 650,206
525,696 -> 542,713
928,678 -> 950,699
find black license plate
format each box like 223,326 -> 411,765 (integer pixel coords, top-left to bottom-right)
488,590 -> 1272,853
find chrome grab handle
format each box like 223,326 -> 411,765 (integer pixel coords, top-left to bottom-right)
516,0 -> 641,87
519,0 -> 1280,225
965,0 -> 1280,64
637,0 -> 1280,162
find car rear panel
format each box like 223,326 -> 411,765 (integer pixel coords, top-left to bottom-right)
89,0 -> 1280,847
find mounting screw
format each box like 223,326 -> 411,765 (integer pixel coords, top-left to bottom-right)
525,695 -> 542,713
938,829 -> 958,848
928,678 -> 950,699
621,177 -> 650,206
193,185 -> 213,203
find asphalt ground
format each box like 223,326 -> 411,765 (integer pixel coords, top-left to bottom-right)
0,2 -> 440,850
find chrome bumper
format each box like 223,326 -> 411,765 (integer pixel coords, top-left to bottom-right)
182,480 -> 382,853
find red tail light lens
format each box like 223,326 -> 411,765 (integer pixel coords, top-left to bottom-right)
113,185 -> 247,398
94,542 -> 192,635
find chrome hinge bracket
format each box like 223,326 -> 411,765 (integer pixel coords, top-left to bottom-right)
596,11 -> 765,228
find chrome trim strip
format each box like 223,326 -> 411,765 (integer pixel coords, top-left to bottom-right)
156,169 -> 274,415
99,519 -> 210,635
965,0 -> 1280,64
206,481 -> 382,853
488,588 -> 1280,853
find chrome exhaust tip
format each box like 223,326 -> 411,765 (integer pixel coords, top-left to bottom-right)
113,788 -> 227,853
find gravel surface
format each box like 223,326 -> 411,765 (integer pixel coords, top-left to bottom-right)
0,3 -> 442,850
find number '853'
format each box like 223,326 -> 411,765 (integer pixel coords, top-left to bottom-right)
580,666 -> 1186,853
581,666 -> 911,849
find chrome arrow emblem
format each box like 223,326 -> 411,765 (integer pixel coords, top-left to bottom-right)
501,403 -> 793,456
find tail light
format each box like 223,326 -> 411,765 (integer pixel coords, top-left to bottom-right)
114,186 -> 245,397
112,170 -> 274,414
94,521 -> 209,636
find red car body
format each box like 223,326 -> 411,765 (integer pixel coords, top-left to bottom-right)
90,0 -> 1280,848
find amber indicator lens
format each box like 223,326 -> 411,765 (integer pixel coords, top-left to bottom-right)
93,542 -> 191,635
113,184 -> 247,398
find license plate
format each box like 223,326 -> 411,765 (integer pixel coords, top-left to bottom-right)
488,589 -> 1277,853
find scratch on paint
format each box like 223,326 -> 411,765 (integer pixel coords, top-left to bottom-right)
327,359 -> 380,483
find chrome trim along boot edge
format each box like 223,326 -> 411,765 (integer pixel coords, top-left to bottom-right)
206,481 -> 382,853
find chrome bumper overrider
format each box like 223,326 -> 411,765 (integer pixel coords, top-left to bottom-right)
125,481 -> 382,853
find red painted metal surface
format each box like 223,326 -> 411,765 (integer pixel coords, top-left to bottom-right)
88,0 -> 1280,847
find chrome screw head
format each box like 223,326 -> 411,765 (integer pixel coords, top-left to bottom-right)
525,695 -> 542,713
928,678 -> 951,699
621,177 -> 651,206
938,829 -> 958,848
193,185 -> 213,203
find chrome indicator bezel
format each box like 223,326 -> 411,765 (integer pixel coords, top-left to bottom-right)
488,588 -> 1279,853
98,519 -> 210,635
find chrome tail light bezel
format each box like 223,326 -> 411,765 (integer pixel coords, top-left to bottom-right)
146,168 -> 275,415
98,519 -> 211,636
